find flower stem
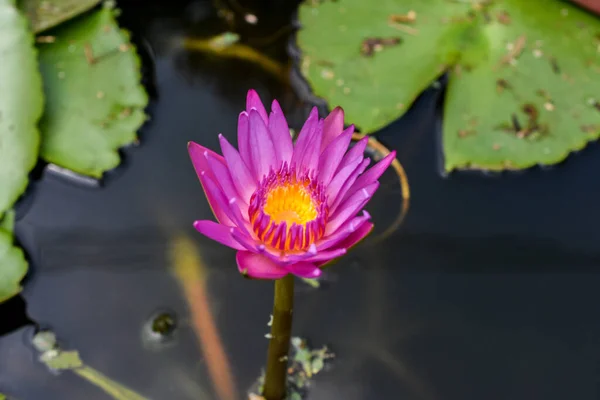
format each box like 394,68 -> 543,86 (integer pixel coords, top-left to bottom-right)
262,274 -> 294,400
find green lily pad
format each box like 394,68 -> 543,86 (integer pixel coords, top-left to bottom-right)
19,0 -> 101,33
0,0 -> 44,216
0,229 -> 28,304
37,4 -> 148,178
297,0 -> 600,171
0,210 -> 16,233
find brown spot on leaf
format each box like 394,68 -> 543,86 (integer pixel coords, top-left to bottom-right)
581,124 -> 599,133
523,103 -> 538,121
388,11 -> 416,24
549,57 -> 560,74
36,36 -> 56,43
361,37 -> 402,57
498,104 -> 546,139
84,43 -> 95,65
497,10 -> 511,25
458,129 -> 476,138
496,79 -> 511,93
497,35 -> 526,68
511,113 -> 522,132
536,89 -> 550,99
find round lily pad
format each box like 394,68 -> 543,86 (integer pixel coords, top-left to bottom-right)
297,0 -> 600,171
37,4 -> 149,178
0,0 -> 44,215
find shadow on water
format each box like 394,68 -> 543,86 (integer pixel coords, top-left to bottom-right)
1,1 -> 600,399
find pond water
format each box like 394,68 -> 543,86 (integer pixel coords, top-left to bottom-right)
1,1 -> 600,399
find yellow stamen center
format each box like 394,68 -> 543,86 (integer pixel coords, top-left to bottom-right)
263,182 -> 317,226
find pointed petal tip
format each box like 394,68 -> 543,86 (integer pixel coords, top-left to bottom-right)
329,106 -> 344,118
271,99 -> 282,112
246,90 -> 269,122
193,220 -> 245,250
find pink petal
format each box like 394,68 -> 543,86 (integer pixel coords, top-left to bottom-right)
249,109 -> 278,180
316,222 -> 373,268
218,134 -> 256,204
336,221 -> 374,250
329,158 -> 371,212
205,151 -> 247,208
326,156 -> 365,204
287,262 -> 322,279
236,251 -> 288,279
317,211 -> 371,251
321,107 -> 344,152
194,220 -> 245,250
269,100 -> 293,165
246,89 -> 269,124
325,182 -> 379,235
342,151 -> 396,204
201,172 -> 247,227
298,119 -> 323,174
302,248 -> 347,264
237,111 -> 254,176
291,107 -> 319,170
188,142 -> 234,225
336,136 -> 368,173
231,228 -> 265,253
318,125 -> 354,186
225,197 -> 253,232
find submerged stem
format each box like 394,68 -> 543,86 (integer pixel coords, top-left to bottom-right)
263,274 -> 294,400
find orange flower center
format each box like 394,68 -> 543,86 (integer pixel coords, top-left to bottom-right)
248,164 -> 328,253
263,183 -> 317,226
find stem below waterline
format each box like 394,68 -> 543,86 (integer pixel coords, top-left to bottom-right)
262,274 -> 294,400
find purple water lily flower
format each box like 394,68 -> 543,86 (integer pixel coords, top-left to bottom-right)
188,90 -> 395,279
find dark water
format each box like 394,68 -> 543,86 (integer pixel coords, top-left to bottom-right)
1,1 -> 600,399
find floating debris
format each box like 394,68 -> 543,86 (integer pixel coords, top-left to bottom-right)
248,337 -> 335,400
245,14 -> 258,24
142,310 -> 178,351
360,37 -> 402,57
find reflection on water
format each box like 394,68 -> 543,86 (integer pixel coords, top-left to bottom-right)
1,0 -> 600,399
